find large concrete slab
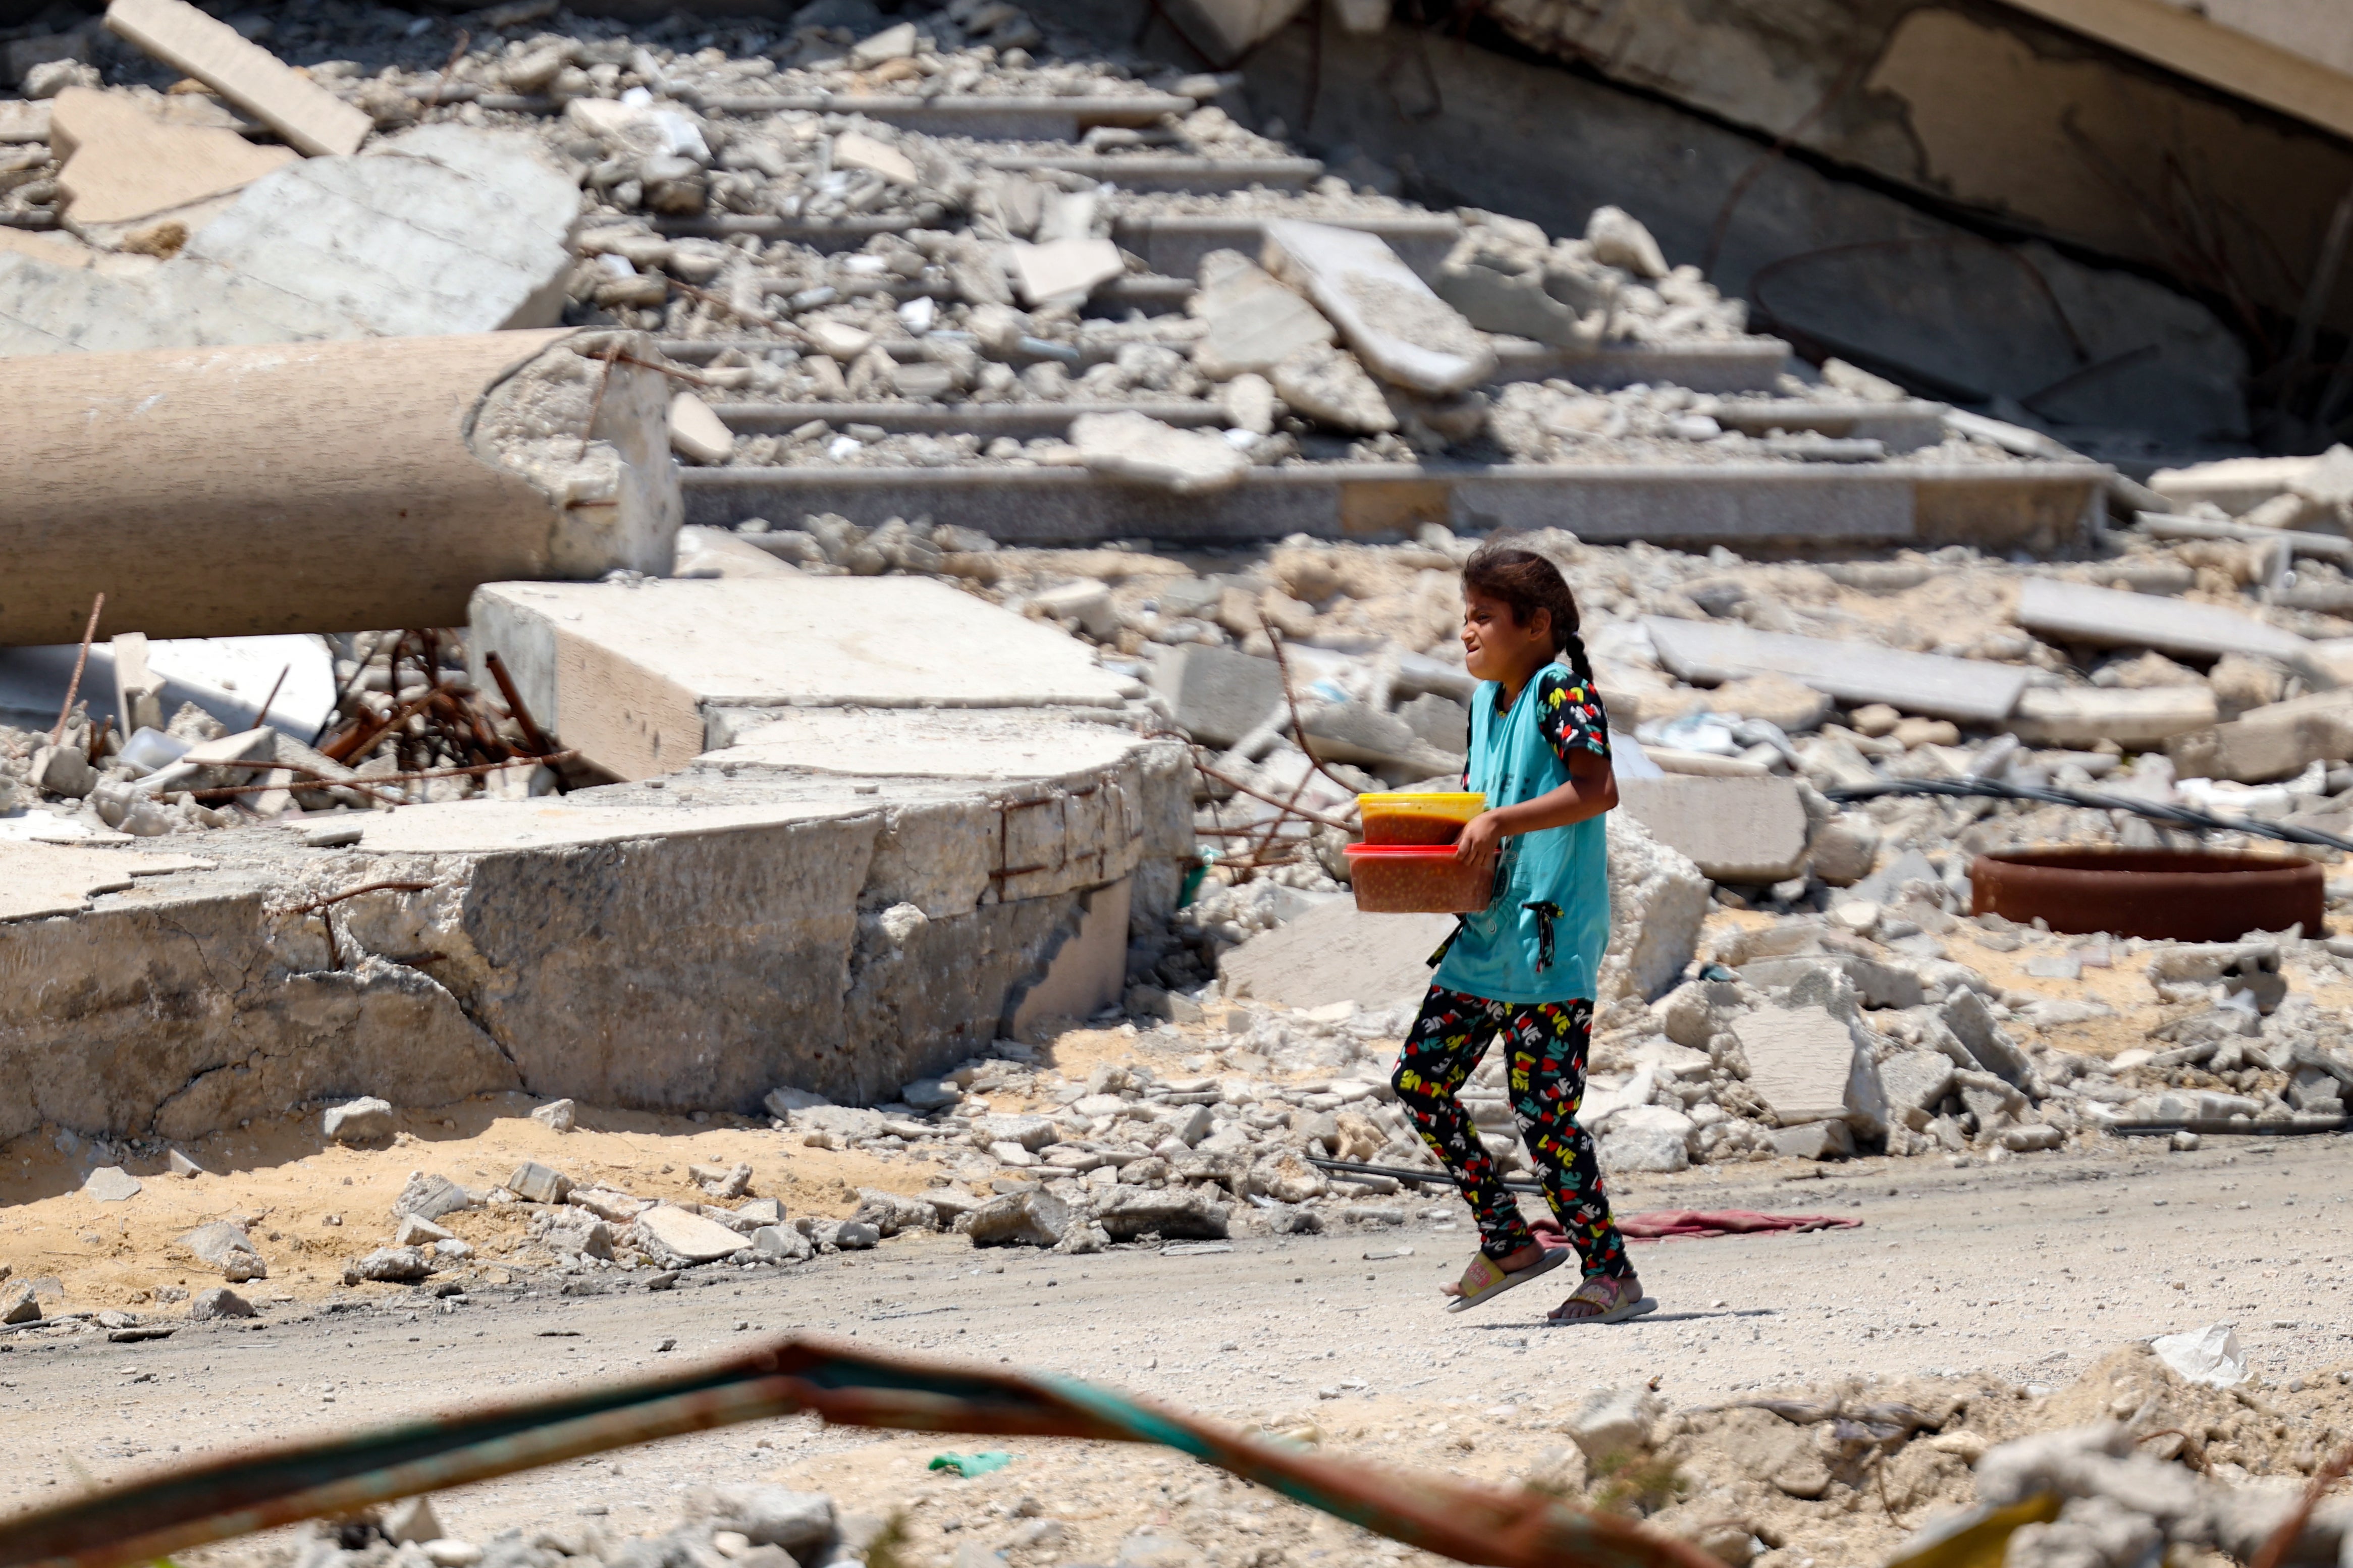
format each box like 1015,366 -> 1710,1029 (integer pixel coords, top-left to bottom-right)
0,126 -> 577,357
1644,616 -> 2031,723
2013,577 -> 2312,666
0,716 -> 1191,1140
470,577 -> 1137,781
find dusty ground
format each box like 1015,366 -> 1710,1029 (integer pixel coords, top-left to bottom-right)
5,1124 -> 2350,1568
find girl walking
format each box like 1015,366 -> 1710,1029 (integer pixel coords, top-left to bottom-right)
1389,538 -> 1650,1325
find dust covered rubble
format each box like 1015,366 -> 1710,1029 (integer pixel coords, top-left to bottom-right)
2,0 -> 2064,481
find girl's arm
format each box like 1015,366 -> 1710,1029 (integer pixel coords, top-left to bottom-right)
1453,748 -> 1617,868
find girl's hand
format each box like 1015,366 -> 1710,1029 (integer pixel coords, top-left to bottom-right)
1454,808 -> 1506,869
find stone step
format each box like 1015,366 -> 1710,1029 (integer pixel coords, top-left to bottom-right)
1704,397 -> 1950,451
653,209 -> 1463,277
978,153 -> 1324,190
684,91 -> 1198,140
412,87 -> 1201,139
680,459 -> 2104,552
711,399 -> 1226,437
660,335 -> 1792,391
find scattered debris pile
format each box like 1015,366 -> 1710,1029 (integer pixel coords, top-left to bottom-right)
0,0 -> 2089,508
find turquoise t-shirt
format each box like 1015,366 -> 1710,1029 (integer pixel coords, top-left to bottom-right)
1429,665 -> 1612,1005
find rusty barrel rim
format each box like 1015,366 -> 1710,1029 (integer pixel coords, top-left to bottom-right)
1969,847 -> 2325,942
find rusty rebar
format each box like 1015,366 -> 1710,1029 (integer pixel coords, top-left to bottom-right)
49,592 -> 102,745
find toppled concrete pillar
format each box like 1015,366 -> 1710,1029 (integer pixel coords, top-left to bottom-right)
1,329 -> 680,644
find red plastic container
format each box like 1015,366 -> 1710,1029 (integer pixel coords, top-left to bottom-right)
1344,844 -> 1494,913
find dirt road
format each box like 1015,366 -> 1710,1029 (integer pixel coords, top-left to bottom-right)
4,1133 -> 2346,1567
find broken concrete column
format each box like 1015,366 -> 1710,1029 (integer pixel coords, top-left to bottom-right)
0,328 -> 679,643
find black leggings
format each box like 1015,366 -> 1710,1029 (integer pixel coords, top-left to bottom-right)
1390,985 -> 1631,1277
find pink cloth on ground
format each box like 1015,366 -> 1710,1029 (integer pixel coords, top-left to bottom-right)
1531,1210 -> 1863,1245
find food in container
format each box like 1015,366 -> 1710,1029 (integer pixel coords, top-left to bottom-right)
1344,844 -> 1496,913
1357,791 -> 1486,846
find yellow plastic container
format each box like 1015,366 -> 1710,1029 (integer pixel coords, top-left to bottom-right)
1357,791 -> 1486,846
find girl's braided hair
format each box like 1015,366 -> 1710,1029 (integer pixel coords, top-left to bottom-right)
1460,537 -> 1595,688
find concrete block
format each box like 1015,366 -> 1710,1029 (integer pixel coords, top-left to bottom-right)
1189,255 -> 1333,380
670,392 -> 734,465
1305,701 -> 1459,774
1599,1119 -> 1690,1172
1071,411 -> 1249,494
965,1187 -> 1076,1247
1739,950 -> 1922,1010
1708,672 -> 1832,732
2167,689 -> 2353,783
1432,244 -> 1609,350
181,1220 -> 266,1281
1732,1005 -> 1884,1131
1645,616 -> 2029,724
1614,775 -> 1808,883
1602,810 -> 1712,1002
1151,643 -> 1281,748
104,0 -> 371,157
470,577 -> 1134,781
1261,218 -> 1495,395
2014,578 -> 2310,667
322,1096 -> 394,1143
1770,1119 -> 1853,1161
2007,685 -> 2217,747
1006,238 -> 1124,306
1807,816 -> 1879,887
1879,1051 -> 1957,1129
1565,1387 -> 1663,1463
1941,989 -> 2033,1089
1273,343 -> 1397,435
1093,1185 -> 1229,1240
393,1173 -> 477,1221
508,1160 -> 571,1204
1586,206 -> 1667,279
833,131 -> 917,185
49,86 -> 295,236
394,1213 -> 452,1246
633,1204 -> 748,1264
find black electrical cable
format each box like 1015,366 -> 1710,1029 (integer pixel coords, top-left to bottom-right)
1822,778 -> 2353,856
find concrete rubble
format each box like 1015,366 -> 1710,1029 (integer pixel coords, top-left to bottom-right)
5,9 -> 2353,1568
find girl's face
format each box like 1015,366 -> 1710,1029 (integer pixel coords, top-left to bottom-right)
1461,588 -> 1552,683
